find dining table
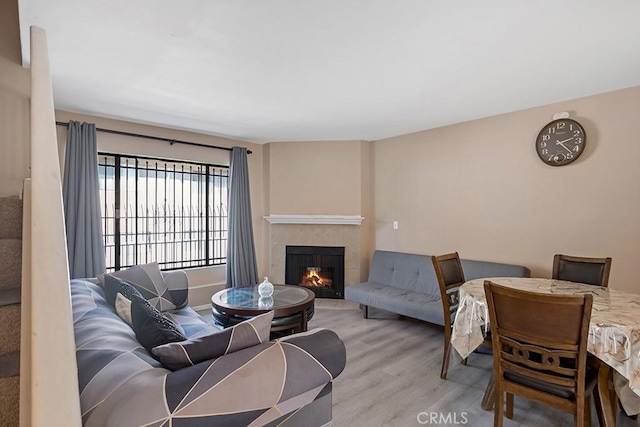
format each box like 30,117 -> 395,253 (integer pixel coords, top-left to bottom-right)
450,277 -> 640,427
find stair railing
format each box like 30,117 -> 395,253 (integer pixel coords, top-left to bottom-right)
20,26 -> 82,426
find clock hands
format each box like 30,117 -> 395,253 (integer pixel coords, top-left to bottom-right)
556,137 -> 574,144
556,137 -> 574,154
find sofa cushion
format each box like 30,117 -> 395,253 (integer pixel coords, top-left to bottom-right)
152,311 -> 274,370
129,293 -> 186,353
104,262 -> 176,311
461,259 -> 531,280
345,281 -> 445,325
367,250 -> 442,298
165,306 -> 221,338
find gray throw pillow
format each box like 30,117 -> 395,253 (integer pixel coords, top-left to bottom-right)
152,311 -> 274,370
104,262 -> 176,311
129,293 -> 186,353
103,275 -> 145,307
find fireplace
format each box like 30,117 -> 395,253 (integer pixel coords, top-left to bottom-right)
285,245 -> 345,299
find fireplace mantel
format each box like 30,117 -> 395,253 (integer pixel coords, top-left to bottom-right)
264,215 -> 364,225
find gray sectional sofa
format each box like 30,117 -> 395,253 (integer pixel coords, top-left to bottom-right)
346,250 -> 530,326
71,270 -> 346,427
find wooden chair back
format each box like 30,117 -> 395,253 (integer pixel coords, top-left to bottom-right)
431,252 -> 467,380
552,254 -> 612,287
484,280 -> 594,426
432,252 -> 465,330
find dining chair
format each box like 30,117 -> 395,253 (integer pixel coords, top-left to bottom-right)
431,253 -> 465,380
552,254 -> 612,287
432,252 -> 492,380
484,280 -> 598,427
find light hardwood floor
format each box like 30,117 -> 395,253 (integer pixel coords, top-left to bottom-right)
310,299 -> 640,427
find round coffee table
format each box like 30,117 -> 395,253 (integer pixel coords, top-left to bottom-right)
211,285 -> 315,337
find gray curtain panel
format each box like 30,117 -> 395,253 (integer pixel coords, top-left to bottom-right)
62,121 -> 106,279
226,147 -> 258,287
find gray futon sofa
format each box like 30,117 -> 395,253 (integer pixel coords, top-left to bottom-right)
71,269 -> 346,426
346,250 -> 530,326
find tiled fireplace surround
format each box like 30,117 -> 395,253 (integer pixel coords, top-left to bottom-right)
266,216 -> 365,294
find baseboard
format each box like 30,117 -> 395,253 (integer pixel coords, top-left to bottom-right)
188,283 -> 226,307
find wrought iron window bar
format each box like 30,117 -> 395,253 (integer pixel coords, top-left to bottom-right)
98,152 -> 229,272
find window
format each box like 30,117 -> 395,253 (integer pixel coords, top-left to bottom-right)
98,153 -> 229,272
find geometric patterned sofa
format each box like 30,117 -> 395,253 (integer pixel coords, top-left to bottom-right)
71,274 -> 346,426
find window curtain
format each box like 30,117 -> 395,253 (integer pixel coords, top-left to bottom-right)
226,147 -> 258,287
62,121 -> 106,279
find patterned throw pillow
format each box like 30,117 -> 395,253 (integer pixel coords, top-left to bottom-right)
152,311 -> 274,370
129,294 -> 186,353
104,262 -> 176,311
115,293 -> 134,326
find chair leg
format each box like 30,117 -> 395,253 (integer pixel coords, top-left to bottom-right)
363,305 -> 368,319
594,362 -> 617,427
494,388 -> 504,427
584,395 -> 592,427
608,383 -> 618,423
481,372 -> 496,410
440,336 -> 451,380
505,393 -> 513,419
576,398 -> 584,427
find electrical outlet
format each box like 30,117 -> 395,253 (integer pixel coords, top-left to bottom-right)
393,221 -> 399,230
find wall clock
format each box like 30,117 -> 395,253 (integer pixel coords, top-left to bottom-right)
535,118 -> 586,166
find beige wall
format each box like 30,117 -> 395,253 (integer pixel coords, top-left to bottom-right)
0,0 -> 30,197
268,140 -> 366,215
55,111 -> 265,305
372,86 -> 640,293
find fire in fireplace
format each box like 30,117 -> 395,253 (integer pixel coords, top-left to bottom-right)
285,246 -> 344,299
302,267 -> 333,287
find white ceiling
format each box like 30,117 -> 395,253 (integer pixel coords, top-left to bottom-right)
18,0 -> 640,143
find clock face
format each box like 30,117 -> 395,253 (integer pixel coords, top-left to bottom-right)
535,119 -> 586,166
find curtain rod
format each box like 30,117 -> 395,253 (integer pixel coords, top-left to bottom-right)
55,121 -> 252,154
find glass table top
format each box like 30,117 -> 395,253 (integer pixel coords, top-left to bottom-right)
217,285 -> 313,310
